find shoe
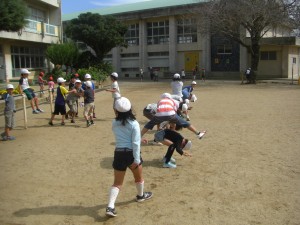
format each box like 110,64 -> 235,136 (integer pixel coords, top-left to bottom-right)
32,110 -> 39,114
162,157 -> 176,164
48,121 -> 53,126
197,131 -> 206,139
90,120 -> 95,125
136,192 -> 153,202
61,122 -> 65,126
163,161 -> 177,168
70,119 -> 75,123
106,207 -> 117,217
87,121 -> 91,127
37,108 -> 44,113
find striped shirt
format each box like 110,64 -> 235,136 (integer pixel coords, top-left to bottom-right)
155,98 -> 179,117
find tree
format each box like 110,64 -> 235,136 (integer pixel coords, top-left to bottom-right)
65,12 -> 128,65
45,42 -> 79,67
196,0 -> 299,83
0,0 -> 28,32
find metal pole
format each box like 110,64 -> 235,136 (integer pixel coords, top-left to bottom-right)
22,94 -> 28,129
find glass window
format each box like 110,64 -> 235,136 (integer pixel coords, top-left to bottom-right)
147,20 -> 169,45
260,51 -> 277,60
125,23 -> 139,46
177,18 -> 197,44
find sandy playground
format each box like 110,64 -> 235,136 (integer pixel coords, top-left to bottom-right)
0,80 -> 299,225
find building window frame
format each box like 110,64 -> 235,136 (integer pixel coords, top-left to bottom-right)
260,51 -> 277,60
125,23 -> 139,46
147,20 -> 169,45
177,18 -> 197,44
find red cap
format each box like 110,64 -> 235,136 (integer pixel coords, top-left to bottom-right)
49,76 -> 53,81
74,73 -> 79,77
39,72 -> 44,76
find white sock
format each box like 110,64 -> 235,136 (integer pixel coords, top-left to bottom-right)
136,181 -> 144,197
107,186 -> 119,209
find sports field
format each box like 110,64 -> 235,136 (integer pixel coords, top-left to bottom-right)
0,80 -> 299,225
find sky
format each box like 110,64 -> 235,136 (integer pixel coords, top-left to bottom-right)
62,0 -> 152,14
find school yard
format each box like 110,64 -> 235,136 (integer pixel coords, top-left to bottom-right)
0,80 -> 299,225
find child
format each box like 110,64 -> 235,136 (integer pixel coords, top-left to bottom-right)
182,81 -> 197,101
1,84 -> 16,141
19,68 -> 44,114
106,97 -> 152,217
83,81 -> 95,127
82,74 -> 96,118
171,73 -> 183,97
38,71 -> 46,95
154,129 -> 192,168
48,76 -> 55,101
48,77 -> 75,126
105,72 -> 121,115
66,79 -> 84,123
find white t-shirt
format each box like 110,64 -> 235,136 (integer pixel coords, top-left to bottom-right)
112,81 -> 121,99
19,77 -> 30,90
171,81 -> 183,97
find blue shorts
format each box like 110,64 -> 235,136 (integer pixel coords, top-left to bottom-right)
23,88 -> 36,100
53,104 -> 66,115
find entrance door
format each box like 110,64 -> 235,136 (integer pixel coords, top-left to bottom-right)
184,52 -> 199,72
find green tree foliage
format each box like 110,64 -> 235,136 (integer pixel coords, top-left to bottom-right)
65,12 -> 128,64
0,0 -> 28,32
197,0 -> 299,82
45,42 -> 79,67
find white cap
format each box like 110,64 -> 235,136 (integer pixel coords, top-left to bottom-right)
57,77 -> 66,83
183,140 -> 192,150
161,93 -> 172,99
85,81 -> 92,88
20,69 -> 30,74
6,84 -> 14,89
191,94 -> 197,102
173,73 -> 180,79
85,74 -> 91,79
111,72 -> 118,78
182,103 -> 188,111
191,81 -> 197,85
115,97 -> 131,112
75,79 -> 81,83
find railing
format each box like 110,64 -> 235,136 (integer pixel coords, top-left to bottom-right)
24,19 -> 59,36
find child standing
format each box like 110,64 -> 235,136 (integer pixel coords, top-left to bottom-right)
106,97 -> 152,217
83,81 -> 95,127
105,72 -> 121,115
38,71 -> 46,95
48,77 -> 75,126
48,76 -> 55,101
1,84 -> 16,141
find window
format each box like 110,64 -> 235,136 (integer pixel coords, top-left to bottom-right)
216,45 -> 232,54
177,18 -> 197,43
147,20 -> 169,45
28,6 -> 46,22
121,53 -> 139,58
125,24 -> 139,46
148,52 -> 169,57
260,51 -> 277,60
11,46 -> 45,77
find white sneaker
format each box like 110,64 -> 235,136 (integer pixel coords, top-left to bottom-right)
197,131 -> 206,139
163,161 -> 177,168
162,157 -> 176,164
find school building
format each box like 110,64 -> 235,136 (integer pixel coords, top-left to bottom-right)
0,0 -> 62,82
62,0 -> 300,80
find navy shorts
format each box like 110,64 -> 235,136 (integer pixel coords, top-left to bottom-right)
23,88 -> 36,100
113,148 -> 143,171
53,104 -> 66,115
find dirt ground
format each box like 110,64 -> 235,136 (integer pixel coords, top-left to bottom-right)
0,80 -> 299,225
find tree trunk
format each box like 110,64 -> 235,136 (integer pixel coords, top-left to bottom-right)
250,38 -> 260,84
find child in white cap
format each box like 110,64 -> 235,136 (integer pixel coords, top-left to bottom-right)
171,73 -> 183,97
83,80 -> 95,127
106,97 -> 152,217
82,73 -> 96,118
1,84 -> 16,141
106,72 -> 121,115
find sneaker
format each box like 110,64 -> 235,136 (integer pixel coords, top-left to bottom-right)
48,121 -> 53,126
87,121 -> 91,127
32,110 -> 39,114
163,161 -> 177,168
70,119 -> 75,123
162,157 -> 176,164
37,108 -> 44,113
106,207 -> 117,217
90,120 -> 95,125
136,192 -> 153,202
197,131 -> 206,139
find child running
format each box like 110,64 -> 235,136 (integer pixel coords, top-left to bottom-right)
106,97 -> 152,217
105,72 -> 121,115
83,81 -> 95,127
